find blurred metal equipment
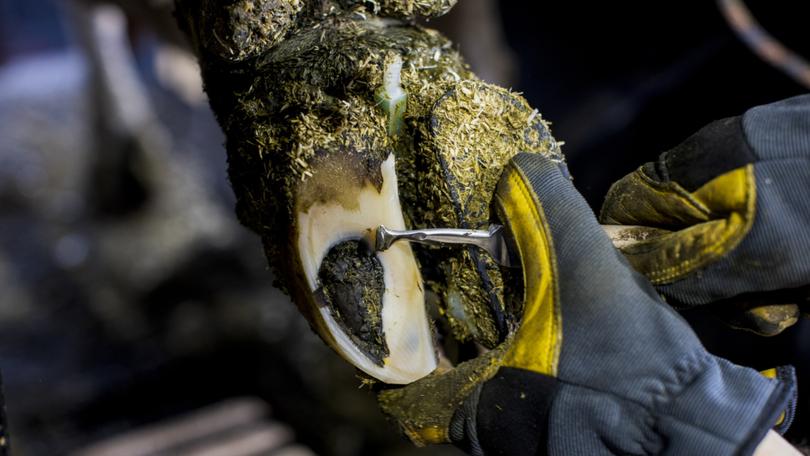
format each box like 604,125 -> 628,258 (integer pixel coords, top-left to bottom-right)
73,398 -> 315,456
718,0 -> 810,89
430,0 -> 517,87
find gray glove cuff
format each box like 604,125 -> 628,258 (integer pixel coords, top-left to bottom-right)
449,354 -> 794,455
549,352 -> 795,456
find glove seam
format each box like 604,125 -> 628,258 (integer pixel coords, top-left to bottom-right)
736,372 -> 795,456
635,165 -> 757,284
449,384 -> 485,456
738,112 -> 762,163
653,352 -> 791,453
634,166 -> 712,217
772,366 -> 798,435
645,156 -> 808,286
557,350 -> 778,452
556,351 -> 706,415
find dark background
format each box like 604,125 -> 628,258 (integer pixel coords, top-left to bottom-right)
499,1 -> 810,207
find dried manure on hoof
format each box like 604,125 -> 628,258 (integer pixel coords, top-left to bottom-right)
174,0 -> 562,384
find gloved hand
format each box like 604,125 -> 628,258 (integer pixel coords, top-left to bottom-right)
600,95 -> 810,335
379,153 -> 795,455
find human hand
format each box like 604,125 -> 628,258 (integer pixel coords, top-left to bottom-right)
600,95 -> 810,336
379,153 -> 795,455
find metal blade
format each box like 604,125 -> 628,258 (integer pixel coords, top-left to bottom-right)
374,225 -> 515,267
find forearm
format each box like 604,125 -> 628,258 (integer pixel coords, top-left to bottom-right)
755,430 -> 801,456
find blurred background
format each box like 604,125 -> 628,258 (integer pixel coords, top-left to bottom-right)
0,0 -> 808,454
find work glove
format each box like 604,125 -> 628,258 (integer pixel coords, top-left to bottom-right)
600,94 -> 810,335
379,153 -> 795,455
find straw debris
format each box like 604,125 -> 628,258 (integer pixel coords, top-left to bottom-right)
174,0 -> 562,357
